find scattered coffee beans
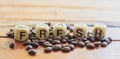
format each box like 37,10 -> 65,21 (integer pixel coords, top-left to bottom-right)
61,46 -> 71,53
86,43 -> 95,49
78,41 -> 85,48
52,44 -> 62,51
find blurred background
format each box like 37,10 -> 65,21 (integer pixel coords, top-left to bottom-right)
0,0 -> 120,26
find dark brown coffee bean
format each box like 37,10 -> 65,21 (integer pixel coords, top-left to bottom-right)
66,33 -> 72,39
26,45 -> 33,51
7,32 -> 14,38
9,42 -> 15,49
69,41 -> 78,46
42,41 -> 50,46
30,42 -> 39,48
52,40 -> 61,45
23,41 -> 31,46
57,36 -> 62,40
82,38 -> 88,42
68,39 -> 75,44
44,43 -> 53,47
86,43 -> 95,49
37,40 -> 46,45
87,33 -> 93,40
61,39 -> 67,44
61,47 -> 71,53
84,40 -> 90,45
69,28 -> 73,32
44,47 -> 52,53
94,41 -> 101,47
78,41 -> 85,47
94,36 -> 101,41
76,38 -> 82,41
89,38 -> 95,42
64,37 -> 69,40
28,49 -> 37,55
101,42 -> 108,47
69,44 -> 75,50
52,44 -> 61,51
46,38 -> 53,42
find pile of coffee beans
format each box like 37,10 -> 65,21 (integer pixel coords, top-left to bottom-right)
7,23 -> 112,55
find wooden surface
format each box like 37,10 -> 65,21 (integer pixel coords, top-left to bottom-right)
0,20 -> 119,59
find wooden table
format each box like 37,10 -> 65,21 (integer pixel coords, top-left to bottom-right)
0,20 -> 120,59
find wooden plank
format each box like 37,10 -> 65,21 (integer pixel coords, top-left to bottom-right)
0,38 -> 119,59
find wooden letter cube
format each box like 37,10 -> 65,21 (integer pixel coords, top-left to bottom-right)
14,25 -> 29,41
73,24 -> 87,38
53,23 -> 67,38
93,24 -> 107,38
35,24 -> 49,40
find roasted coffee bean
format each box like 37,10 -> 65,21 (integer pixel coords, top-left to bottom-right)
61,39 -> 67,44
94,41 -> 101,47
30,42 -> 39,48
101,38 -> 110,44
9,41 -> 15,49
64,37 -> 69,40
57,36 -> 62,40
76,38 -> 82,41
78,41 -> 85,47
69,44 -> 75,50
26,45 -> 33,51
7,32 -> 14,38
66,33 -> 72,39
87,33 -> 93,40
82,38 -> 88,42
52,40 -> 61,45
68,39 -> 75,44
61,47 -> 71,53
30,30 -> 36,35
86,43 -> 95,49
44,47 -> 52,53
52,44 -> 62,51
46,38 -> 53,42
42,41 -> 50,46
94,36 -> 101,41
28,49 -> 37,55
69,41 -> 78,46
62,44 -> 69,48
37,40 -> 46,45
101,42 -> 108,47
44,43 -> 53,47
89,38 -> 95,42
84,40 -> 90,45
23,41 -> 31,46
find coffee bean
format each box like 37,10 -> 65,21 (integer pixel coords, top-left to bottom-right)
101,42 -> 108,47
66,33 -> 72,39
69,41 -> 78,46
68,39 -> 75,44
7,32 -> 14,38
52,44 -> 61,51
61,47 -> 71,53
44,47 -> 52,53
23,41 -> 31,46
69,28 -> 73,32
9,42 -> 15,49
28,49 -> 37,55
46,38 -> 53,42
44,43 -> 53,47
82,38 -> 88,42
78,41 -> 85,47
61,39 -> 67,44
37,40 -> 46,45
89,38 -> 95,42
31,42 -> 39,48
86,43 -> 95,49
69,44 -> 75,50
64,37 -> 69,40
66,24 -> 71,30
94,36 -> 101,41
94,41 -> 101,47
26,45 -> 33,51
42,41 -> 50,46
52,40 -> 61,45
84,40 -> 90,45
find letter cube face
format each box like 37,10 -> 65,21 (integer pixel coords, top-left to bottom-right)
53,23 -> 67,38
14,25 -> 29,41
93,24 -> 107,38
73,24 -> 87,38
35,24 -> 49,40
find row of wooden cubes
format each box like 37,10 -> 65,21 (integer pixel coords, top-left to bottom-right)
14,23 -> 107,41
